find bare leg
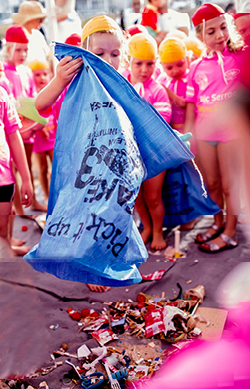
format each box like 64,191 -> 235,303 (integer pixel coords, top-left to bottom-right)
0,202 -> 12,249
205,140 -> 239,248
143,171 -> 167,251
135,187 -> 152,244
9,205 -> 25,246
34,152 -> 50,200
180,218 -> 199,231
47,149 -> 54,192
12,162 -> 26,216
197,140 -> 224,237
24,143 -> 47,212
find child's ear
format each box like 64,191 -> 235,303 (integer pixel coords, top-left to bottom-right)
197,33 -> 204,43
6,43 -> 13,55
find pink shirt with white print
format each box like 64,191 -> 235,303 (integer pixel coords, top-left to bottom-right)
186,46 -> 243,142
3,62 -> 36,100
157,70 -> 189,133
123,71 -> 172,123
0,76 -> 14,101
4,62 -> 37,144
0,86 -> 21,187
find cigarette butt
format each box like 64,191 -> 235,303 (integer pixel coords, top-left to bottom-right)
107,310 -> 112,330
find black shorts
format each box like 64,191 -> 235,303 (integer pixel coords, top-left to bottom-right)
0,183 -> 15,202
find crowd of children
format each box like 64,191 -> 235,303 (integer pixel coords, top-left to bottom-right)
0,3 -> 250,270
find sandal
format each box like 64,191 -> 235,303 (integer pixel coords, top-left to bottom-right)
195,224 -> 224,244
198,233 -> 238,253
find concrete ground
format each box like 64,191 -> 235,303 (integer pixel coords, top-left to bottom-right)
1,157 -> 250,387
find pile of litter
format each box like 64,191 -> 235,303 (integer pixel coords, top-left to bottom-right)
1,285 -> 210,389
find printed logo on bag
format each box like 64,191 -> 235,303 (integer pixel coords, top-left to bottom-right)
74,111 -> 145,215
45,101 -> 145,259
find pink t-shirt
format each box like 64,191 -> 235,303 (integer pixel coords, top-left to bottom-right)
0,76 -> 14,101
157,71 -> 189,133
3,62 -> 36,100
4,62 -> 37,144
33,113 -> 57,153
186,47 -> 243,142
0,86 -> 21,187
123,71 -> 172,123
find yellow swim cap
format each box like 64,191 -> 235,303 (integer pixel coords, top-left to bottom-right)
28,59 -> 50,71
184,36 -> 204,58
128,33 -> 157,60
167,30 -> 187,40
159,37 -> 187,63
81,15 -> 122,43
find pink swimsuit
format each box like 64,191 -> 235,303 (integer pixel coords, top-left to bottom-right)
123,71 -> 172,123
4,62 -> 37,144
157,71 -> 189,133
33,114 -> 57,153
3,62 -> 36,100
0,87 -> 21,187
186,47 -> 244,142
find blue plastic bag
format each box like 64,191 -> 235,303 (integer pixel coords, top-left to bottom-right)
25,43 -> 193,286
162,161 -> 221,228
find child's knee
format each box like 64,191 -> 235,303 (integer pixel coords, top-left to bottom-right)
145,194 -> 161,209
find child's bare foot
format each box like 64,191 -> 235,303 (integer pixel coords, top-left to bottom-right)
150,233 -> 167,251
87,284 -> 111,293
141,228 -> 152,245
30,200 -> 47,212
0,237 -> 14,257
180,218 -> 199,231
11,237 -> 26,246
12,245 -> 31,256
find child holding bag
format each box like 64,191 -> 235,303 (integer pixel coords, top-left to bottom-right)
34,16 -> 128,292
29,16 -> 193,291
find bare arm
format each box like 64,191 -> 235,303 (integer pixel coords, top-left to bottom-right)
165,87 -> 186,108
7,131 -> 33,207
35,56 -> 83,112
183,102 -> 196,134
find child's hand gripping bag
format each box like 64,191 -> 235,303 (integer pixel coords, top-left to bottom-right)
24,43 -> 193,286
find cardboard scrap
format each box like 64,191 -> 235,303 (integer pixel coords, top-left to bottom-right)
195,307 -> 228,342
120,340 -> 163,363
